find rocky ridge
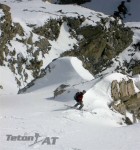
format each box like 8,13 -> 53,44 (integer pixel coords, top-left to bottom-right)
111,79 -> 140,123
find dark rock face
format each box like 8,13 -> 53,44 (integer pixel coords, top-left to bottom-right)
0,3 -> 51,86
33,18 -> 62,41
62,18 -> 133,75
0,4 -> 21,65
122,42 -> 140,75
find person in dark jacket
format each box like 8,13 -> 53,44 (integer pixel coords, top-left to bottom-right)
118,1 -> 128,18
74,90 -> 86,110
113,11 -> 123,20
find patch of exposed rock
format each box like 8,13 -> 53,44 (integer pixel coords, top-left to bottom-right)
111,79 -> 140,124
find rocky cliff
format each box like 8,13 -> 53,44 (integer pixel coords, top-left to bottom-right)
111,79 -> 140,123
62,17 -> 133,75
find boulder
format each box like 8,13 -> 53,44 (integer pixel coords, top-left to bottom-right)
111,79 -> 135,101
111,79 -> 140,123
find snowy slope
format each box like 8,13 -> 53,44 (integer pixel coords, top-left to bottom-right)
1,56 -> 140,150
1,66 -> 140,150
1,91 -> 140,150
1,0 -> 140,150
24,57 -> 94,93
1,55 -> 140,150
1,0 -> 105,26
0,0 -> 106,95
0,67 -> 18,95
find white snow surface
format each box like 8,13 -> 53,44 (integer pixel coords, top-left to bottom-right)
1,90 -> 140,150
25,57 -> 94,93
1,0 -> 140,150
1,56 -> 140,150
0,67 -> 18,95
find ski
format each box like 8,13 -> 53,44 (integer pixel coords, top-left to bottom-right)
64,104 -> 87,111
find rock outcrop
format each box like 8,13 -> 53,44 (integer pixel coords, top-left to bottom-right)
0,3 -> 51,87
111,79 -> 135,101
0,4 -> 17,65
62,17 -> 133,75
111,79 -> 140,123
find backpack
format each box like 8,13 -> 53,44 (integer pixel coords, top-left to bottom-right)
74,92 -> 82,101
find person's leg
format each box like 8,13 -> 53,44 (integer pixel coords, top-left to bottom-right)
74,102 -> 79,108
78,102 -> 84,110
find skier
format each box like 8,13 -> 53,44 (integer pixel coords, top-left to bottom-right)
113,11 -> 123,20
73,90 -> 86,110
117,1 -> 128,18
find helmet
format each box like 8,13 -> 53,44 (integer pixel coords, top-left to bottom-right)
83,90 -> 86,94
121,1 -> 125,4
